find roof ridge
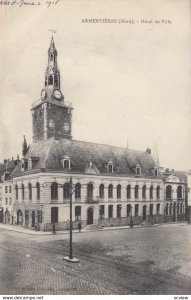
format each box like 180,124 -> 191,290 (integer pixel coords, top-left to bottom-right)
72,139 -> 147,153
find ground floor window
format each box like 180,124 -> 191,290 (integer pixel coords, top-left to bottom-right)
135,204 -> 139,216
127,204 -> 131,217
38,211 -> 42,223
156,203 -> 160,215
99,205 -> 104,219
51,207 -> 58,223
150,204 -> 153,216
108,205 -> 113,218
117,205 -> 122,218
25,210 -> 29,222
75,206 -> 81,221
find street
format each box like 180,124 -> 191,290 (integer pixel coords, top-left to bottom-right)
0,224 -> 191,295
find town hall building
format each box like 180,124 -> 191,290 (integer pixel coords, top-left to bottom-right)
0,38 -> 186,231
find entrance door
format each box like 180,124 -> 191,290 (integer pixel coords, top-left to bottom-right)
5,211 -> 10,224
87,207 -> 93,225
32,211 -> 35,227
17,210 -> 23,225
143,205 -> 147,220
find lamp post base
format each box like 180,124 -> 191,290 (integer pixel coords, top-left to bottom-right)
63,256 -> 80,263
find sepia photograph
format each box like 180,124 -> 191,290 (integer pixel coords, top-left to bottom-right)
0,0 -> 190,297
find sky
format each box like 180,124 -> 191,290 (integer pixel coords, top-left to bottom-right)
0,0 -> 190,170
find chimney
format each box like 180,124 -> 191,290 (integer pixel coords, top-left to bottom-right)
146,147 -> 151,154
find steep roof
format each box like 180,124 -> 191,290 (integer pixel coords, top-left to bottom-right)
10,138 -> 161,179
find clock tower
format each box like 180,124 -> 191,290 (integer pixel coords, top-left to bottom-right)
31,37 -> 72,142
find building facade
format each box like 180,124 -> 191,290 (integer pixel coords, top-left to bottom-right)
0,38 -> 187,231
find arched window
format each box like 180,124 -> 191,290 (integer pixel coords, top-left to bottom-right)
108,205 -> 113,218
63,183 -> 70,199
177,186 -> 183,199
75,183 -> 81,199
15,185 -> 18,200
135,204 -> 139,216
127,204 -> 131,217
150,204 -> 153,216
149,186 -> 153,199
166,185 -> 172,199
135,185 -> 139,199
21,184 -> 25,200
87,183 -> 93,199
165,203 -> 169,215
63,159 -> 70,169
169,203 -> 172,215
99,205 -> 105,219
36,182 -> 40,200
99,184 -> 104,199
117,184 -> 121,199
51,182 -> 58,200
75,206 -> 81,221
177,203 -> 180,215
157,203 -> 160,215
156,186 -> 160,199
142,185 -> 146,199
48,75 -> 53,85
50,53 -> 54,61
28,183 -> 32,200
126,185 -> 131,199
108,184 -> 113,198
117,204 -> 122,218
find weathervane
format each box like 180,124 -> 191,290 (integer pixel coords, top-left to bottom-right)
49,29 -> 57,37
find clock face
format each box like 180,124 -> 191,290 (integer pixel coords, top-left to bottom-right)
41,89 -> 46,100
64,123 -> 69,132
54,89 -> 62,99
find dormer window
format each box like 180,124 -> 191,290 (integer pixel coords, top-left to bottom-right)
154,168 -> 158,176
136,165 -> 141,176
62,156 -> 70,169
21,159 -> 25,172
108,160 -> 113,173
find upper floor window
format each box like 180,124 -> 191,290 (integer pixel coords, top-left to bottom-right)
51,182 -> 58,200
117,184 -> 121,199
36,182 -> 40,200
63,183 -> 70,199
5,186 -> 8,193
142,185 -> 146,199
21,184 -> 25,200
154,169 -> 158,176
166,185 -> 172,199
99,184 -> 104,199
135,185 -> 139,199
126,185 -> 131,199
108,184 -> 113,199
9,186 -> 12,193
156,186 -> 160,199
75,183 -> 81,199
177,186 -> 183,199
149,186 -> 153,199
28,183 -> 32,200
87,183 -> 93,199
15,185 -> 18,200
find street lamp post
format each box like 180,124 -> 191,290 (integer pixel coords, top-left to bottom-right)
63,176 -> 79,263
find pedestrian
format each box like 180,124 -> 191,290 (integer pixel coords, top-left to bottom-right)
78,221 -> 81,233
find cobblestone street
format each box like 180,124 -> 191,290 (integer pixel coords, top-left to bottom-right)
0,224 -> 191,295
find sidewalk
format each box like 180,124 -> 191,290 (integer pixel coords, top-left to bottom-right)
0,221 -> 188,236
